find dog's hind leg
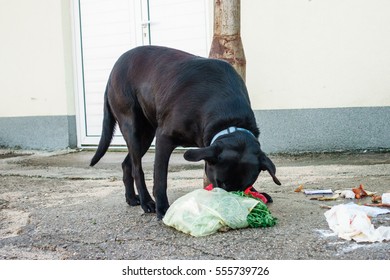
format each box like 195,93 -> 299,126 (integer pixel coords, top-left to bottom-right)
119,115 -> 156,213
122,154 -> 139,206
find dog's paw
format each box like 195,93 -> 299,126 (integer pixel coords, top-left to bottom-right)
141,200 -> 156,214
126,194 -> 140,206
156,205 -> 170,221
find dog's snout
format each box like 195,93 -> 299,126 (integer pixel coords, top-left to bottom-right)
215,179 -> 223,189
214,179 -> 229,191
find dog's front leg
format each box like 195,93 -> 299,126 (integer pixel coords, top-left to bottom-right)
153,133 -> 175,220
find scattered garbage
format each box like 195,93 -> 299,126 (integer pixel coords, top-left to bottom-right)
295,184 -> 379,201
365,192 -> 390,208
294,185 -> 304,193
324,203 -> 390,243
304,189 -> 333,195
383,193 -> 390,204
205,184 -> 270,204
296,184 -> 390,242
371,195 -> 382,204
301,187 -> 338,201
295,186 -> 338,200
339,190 -> 356,199
163,188 -> 277,237
310,195 -> 339,201
352,184 -> 368,199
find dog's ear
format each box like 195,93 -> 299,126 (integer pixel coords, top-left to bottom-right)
184,146 -> 219,164
259,153 -> 281,185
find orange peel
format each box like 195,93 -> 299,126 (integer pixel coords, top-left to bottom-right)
352,184 -> 367,199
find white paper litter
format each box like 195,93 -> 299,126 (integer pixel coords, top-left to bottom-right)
304,189 -> 333,195
324,203 -> 390,243
338,190 -> 356,199
382,193 -> 390,204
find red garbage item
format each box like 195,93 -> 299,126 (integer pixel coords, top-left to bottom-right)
204,184 -> 268,204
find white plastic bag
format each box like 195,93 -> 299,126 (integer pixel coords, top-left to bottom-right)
324,203 -> 390,243
163,188 -> 259,237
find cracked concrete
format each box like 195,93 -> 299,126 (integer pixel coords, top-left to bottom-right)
0,149 -> 390,259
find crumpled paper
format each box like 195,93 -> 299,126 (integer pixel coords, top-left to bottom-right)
324,203 -> 390,242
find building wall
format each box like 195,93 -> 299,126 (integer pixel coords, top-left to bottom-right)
1,0 -> 389,152
0,0 -> 76,149
241,0 -> 390,152
242,0 -> 390,110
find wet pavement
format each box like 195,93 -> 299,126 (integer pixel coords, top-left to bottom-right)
0,149 -> 390,259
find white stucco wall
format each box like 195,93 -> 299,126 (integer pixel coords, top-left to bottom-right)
0,0 -> 75,118
1,0 -> 389,151
242,0 -> 390,110
2,1 -> 389,115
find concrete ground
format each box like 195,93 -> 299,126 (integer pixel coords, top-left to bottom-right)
0,149 -> 390,260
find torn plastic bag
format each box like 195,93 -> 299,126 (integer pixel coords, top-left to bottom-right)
324,203 -> 390,243
163,188 -> 260,237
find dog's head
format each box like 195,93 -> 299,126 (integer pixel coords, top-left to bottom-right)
184,134 -> 281,192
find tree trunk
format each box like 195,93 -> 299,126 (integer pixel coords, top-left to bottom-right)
209,0 -> 246,81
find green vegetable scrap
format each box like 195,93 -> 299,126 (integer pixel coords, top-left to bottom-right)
232,191 -> 277,228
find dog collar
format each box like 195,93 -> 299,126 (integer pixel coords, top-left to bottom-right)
210,126 -> 256,145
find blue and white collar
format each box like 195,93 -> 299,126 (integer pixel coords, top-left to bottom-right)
210,126 -> 256,145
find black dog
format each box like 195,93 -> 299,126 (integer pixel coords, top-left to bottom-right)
90,46 -> 281,219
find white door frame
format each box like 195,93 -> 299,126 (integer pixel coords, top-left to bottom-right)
72,0 -> 145,148
71,0 -> 211,148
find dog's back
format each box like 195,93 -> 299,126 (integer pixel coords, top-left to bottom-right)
107,45 -> 258,147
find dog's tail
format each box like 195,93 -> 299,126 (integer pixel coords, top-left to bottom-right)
90,85 -> 116,166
